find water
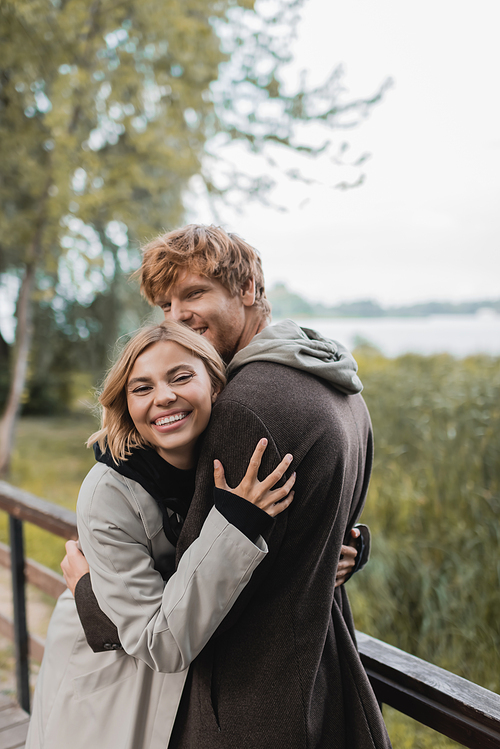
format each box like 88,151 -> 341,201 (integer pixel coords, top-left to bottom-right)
290,310 -> 500,358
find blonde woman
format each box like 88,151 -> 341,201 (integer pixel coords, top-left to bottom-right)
27,321 -> 295,749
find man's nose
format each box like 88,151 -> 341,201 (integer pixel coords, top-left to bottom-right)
168,299 -> 192,323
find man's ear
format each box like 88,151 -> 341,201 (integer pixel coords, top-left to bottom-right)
240,277 -> 256,307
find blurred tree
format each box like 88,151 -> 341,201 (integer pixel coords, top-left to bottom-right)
268,282 -> 314,318
0,329 -> 10,407
0,0 -> 388,475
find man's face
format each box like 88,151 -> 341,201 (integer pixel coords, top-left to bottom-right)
156,271 -> 249,362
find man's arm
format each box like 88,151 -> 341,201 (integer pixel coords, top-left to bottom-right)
62,540 -> 121,652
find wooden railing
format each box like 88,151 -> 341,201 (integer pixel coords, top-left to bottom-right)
357,633 -> 500,749
1,480 -> 500,747
0,480 -> 77,713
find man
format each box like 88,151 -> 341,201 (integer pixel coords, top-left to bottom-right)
65,224 -> 389,748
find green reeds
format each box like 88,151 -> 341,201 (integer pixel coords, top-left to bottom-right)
351,352 -> 500,691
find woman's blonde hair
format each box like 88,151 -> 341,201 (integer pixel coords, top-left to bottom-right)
87,321 -> 226,463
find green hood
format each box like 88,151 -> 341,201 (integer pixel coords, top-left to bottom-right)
227,319 -> 363,395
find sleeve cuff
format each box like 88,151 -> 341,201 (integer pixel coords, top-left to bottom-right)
214,487 -> 273,542
351,523 -> 371,575
75,573 -> 123,653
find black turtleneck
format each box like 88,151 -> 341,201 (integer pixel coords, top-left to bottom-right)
93,442 -> 272,548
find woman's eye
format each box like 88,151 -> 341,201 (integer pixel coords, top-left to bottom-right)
132,385 -> 151,394
172,373 -> 194,384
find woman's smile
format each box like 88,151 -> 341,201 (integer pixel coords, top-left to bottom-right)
152,410 -> 192,429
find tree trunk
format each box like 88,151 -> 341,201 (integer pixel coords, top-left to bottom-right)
0,263 -> 36,478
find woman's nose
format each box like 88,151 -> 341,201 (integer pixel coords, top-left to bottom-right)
154,382 -> 177,405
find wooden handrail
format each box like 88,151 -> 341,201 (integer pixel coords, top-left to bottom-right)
1,480 -> 500,747
357,632 -> 500,749
0,480 -> 77,539
0,542 -> 67,599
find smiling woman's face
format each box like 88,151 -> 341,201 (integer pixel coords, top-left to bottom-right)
126,340 -> 215,470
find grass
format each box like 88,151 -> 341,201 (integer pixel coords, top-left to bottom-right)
382,708 -> 462,749
0,414 -> 98,571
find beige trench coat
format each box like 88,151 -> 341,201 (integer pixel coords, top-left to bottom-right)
26,463 -> 268,749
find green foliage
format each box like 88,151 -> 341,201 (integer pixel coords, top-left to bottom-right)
1,0 -> 237,425
350,352 -> 500,696
1,0 -> 387,419
0,0 -> 224,265
22,274 -> 158,414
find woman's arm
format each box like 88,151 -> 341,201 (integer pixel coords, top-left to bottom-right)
75,444 -> 294,671
66,526 -> 364,654
77,470 -> 266,673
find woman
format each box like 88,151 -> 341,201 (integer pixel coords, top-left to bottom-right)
26,321 -> 295,749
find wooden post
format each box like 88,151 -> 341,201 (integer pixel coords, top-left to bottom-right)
9,515 -> 30,713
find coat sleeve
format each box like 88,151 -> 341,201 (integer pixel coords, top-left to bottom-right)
176,399 -> 292,634
74,573 -> 121,651
77,467 -> 268,673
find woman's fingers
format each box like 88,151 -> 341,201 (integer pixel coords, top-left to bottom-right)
264,471 -> 296,504
279,470 -> 296,496
213,459 -> 229,491
256,472 -> 296,513
266,490 -> 294,517
259,452 -> 294,491
242,438 -> 268,483
220,441 -> 295,518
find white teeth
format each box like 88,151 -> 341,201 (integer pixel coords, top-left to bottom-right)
155,412 -> 188,426
195,328 -> 207,335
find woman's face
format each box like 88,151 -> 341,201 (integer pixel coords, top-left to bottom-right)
126,340 -> 216,469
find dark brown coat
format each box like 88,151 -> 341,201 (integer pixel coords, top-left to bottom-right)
171,361 -> 391,749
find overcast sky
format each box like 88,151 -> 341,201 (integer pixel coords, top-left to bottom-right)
198,0 -> 500,307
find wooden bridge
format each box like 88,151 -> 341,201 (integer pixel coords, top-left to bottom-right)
1,480 -> 500,749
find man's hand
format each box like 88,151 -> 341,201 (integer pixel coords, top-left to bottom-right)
335,527 -> 361,588
61,540 -> 90,596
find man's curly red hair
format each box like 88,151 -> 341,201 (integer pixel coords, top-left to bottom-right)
138,224 -> 271,319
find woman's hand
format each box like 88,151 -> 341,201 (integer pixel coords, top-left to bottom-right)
61,540 -> 90,596
214,438 -> 295,517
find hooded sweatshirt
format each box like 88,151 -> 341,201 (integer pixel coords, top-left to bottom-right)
227,318 -> 369,572
227,318 -> 363,395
